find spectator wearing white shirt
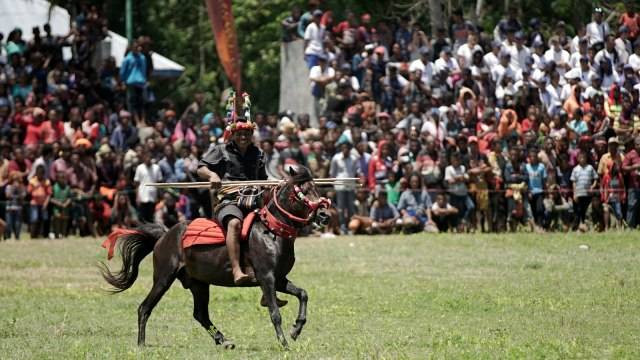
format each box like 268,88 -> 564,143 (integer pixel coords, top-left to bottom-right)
456,33 -> 482,69
578,56 -> 593,83
330,141 -> 359,234
629,42 -> 640,72
133,151 -> 163,223
509,32 -> 531,71
492,51 -> 518,84
409,47 -> 434,85
483,40 -> 502,69
309,54 -> 335,117
434,47 -> 460,75
594,35 -> 621,70
586,7 -> 610,50
542,71 -> 563,115
544,36 -> 571,77
570,25 -> 587,53
304,10 -> 326,69
615,26 -> 632,64
569,37 -> 590,68
531,39 -> 546,70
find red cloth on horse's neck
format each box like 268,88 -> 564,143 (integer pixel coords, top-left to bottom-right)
102,228 -> 143,260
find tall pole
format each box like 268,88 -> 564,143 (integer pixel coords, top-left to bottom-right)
126,0 -> 133,43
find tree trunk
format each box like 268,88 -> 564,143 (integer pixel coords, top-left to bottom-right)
476,0 -> 485,19
429,0 -> 446,34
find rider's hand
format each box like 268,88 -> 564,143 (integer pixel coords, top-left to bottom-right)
209,175 -> 222,189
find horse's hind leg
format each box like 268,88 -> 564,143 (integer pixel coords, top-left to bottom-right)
277,279 -> 308,341
137,261 -> 177,346
189,280 -> 235,349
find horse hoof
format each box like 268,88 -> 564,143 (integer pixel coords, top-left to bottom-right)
222,340 -> 235,350
290,328 -> 300,341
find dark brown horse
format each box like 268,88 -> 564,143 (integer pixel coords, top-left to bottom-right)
100,166 -> 330,348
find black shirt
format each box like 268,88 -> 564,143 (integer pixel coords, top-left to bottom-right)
198,141 -> 267,181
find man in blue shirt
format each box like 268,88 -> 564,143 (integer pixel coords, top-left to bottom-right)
525,148 -> 547,229
369,189 -> 399,234
120,41 -> 148,127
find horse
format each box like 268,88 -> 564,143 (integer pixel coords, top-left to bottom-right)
99,165 -> 331,349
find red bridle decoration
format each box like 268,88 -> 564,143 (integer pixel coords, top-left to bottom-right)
259,184 -> 331,240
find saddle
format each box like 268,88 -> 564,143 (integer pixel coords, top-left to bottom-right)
181,211 -> 257,249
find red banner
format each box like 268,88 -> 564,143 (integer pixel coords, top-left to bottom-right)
205,0 -> 242,92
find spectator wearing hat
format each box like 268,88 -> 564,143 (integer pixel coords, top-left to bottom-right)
587,7 -> 610,50
598,137 -> 625,177
304,9 -> 326,69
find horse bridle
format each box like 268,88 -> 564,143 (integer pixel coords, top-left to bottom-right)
270,183 -> 331,226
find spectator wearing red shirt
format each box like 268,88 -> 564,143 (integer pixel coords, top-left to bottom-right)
619,3 -> 640,42
23,107 -> 47,147
622,137 -> 640,227
43,109 -> 64,144
8,147 -> 32,183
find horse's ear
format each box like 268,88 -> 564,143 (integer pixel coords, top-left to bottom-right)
288,166 -> 297,177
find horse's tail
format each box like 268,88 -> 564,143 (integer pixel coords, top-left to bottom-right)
99,223 -> 167,293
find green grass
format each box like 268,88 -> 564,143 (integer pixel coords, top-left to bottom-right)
1,232 -> 639,359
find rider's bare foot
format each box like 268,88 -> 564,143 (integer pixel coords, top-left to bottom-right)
260,294 -> 288,308
233,270 -> 252,285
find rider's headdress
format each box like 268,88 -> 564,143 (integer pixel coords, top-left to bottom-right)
223,91 -> 256,141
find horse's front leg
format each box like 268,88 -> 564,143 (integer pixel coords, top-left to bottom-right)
277,279 -> 308,340
258,272 -> 288,348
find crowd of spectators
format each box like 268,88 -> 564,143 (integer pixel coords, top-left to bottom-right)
1,2 -> 640,240
279,1 -> 640,235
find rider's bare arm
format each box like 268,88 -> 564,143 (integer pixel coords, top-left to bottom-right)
197,166 -> 221,189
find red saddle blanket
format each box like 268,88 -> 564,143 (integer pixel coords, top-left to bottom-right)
182,212 -> 256,249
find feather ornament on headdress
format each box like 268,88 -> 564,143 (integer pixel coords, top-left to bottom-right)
223,91 -> 256,141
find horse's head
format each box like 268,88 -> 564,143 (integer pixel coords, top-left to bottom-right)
272,165 -> 331,228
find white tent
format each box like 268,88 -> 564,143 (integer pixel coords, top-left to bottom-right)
0,0 -> 184,78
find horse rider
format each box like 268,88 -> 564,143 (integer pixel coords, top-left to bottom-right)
197,115 -> 266,285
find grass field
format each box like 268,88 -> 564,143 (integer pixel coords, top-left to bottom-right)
1,232 -> 639,359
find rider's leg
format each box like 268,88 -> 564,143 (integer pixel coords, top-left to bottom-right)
225,218 -> 250,284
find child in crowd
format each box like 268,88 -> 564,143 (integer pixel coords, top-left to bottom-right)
50,172 -> 72,238
27,165 -> 52,239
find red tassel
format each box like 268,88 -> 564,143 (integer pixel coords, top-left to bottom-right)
102,228 -> 142,260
